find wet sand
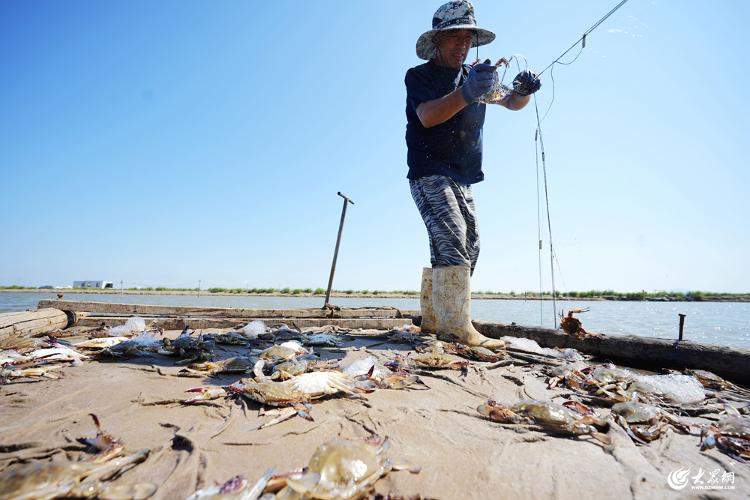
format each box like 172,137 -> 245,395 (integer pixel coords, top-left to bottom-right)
1,329 -> 748,499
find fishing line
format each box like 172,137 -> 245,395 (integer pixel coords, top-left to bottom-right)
533,95 -> 557,326
529,0 -> 631,326
538,0 -> 631,76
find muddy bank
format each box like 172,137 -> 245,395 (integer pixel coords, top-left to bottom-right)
1,328 -> 748,498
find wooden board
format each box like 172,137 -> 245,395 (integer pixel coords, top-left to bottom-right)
0,308 -> 70,340
76,316 -> 412,330
474,320 -> 750,385
37,300 -> 410,319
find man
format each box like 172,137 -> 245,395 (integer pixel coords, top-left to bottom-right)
405,1 -> 540,348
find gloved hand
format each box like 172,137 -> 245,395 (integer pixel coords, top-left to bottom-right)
461,59 -> 496,103
512,69 -> 541,96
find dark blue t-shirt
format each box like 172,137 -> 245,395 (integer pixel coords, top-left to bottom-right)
405,60 -> 486,185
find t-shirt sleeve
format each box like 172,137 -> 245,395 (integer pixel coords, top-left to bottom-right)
405,68 -> 438,111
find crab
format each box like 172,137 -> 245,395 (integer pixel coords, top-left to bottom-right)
208,332 -> 251,346
478,399 -> 610,443
611,401 -> 692,443
3,345 -> 89,368
254,341 -> 308,364
1,365 -> 63,383
683,369 -> 749,397
77,414 -> 125,461
73,337 -> 131,350
700,415 -> 750,462
159,329 -> 214,364
545,363 -> 590,389
272,437 -> 412,499
559,308 -> 600,339
270,358 -> 339,381
187,469 -> 273,500
384,329 -> 425,345
410,344 -> 470,372
301,333 -> 343,347
181,356 -> 257,377
228,371 -> 362,407
96,333 -> 162,358
549,364 -> 636,403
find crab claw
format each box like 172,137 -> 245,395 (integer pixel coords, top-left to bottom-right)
183,386 -> 227,404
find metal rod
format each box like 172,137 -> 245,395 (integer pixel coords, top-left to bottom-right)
678,313 -> 686,341
324,192 -> 354,307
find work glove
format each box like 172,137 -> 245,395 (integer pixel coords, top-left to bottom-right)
461,59 -> 496,103
512,69 -> 541,96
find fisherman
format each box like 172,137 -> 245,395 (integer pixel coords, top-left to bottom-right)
406,1 -> 541,348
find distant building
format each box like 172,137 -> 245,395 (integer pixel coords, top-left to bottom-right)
73,280 -> 114,289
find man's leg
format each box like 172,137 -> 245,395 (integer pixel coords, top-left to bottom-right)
410,175 -> 469,334
409,175 -> 472,268
457,184 -> 480,275
410,176 -> 503,349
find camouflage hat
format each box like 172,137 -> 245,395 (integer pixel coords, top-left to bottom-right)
416,1 -> 495,60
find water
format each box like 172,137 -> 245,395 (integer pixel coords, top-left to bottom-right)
3,292 -> 749,349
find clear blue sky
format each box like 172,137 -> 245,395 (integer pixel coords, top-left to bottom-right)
1,0 -> 748,292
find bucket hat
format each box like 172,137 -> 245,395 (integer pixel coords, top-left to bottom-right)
416,1 -> 495,60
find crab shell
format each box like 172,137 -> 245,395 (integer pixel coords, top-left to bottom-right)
512,400 -> 608,435
232,371 -> 357,406
411,353 -> 468,370
283,438 -> 389,499
611,402 -> 661,425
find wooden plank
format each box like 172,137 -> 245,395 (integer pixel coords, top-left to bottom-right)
76,316 -> 412,330
37,300 -> 406,319
0,308 -> 70,340
474,320 -> 750,386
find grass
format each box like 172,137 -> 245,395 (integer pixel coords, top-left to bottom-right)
2,285 -> 749,302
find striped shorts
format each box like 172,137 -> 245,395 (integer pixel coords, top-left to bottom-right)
409,174 -> 480,274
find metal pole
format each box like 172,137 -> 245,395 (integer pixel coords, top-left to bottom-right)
324,192 -> 354,307
678,313 -> 686,341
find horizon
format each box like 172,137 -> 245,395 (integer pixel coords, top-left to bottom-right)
2,283 -> 747,296
2,1 -> 748,292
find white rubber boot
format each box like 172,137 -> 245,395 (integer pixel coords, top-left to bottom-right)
432,265 -> 505,350
419,267 -> 438,334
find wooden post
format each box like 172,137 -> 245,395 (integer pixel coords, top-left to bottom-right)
0,308 -> 71,340
678,313 -> 686,341
324,192 -> 354,308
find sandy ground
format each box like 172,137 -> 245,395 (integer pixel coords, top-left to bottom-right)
1,329 -> 748,499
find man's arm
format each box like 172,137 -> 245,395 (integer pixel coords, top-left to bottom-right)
497,92 -> 530,111
414,62 -> 496,128
416,88 -> 469,128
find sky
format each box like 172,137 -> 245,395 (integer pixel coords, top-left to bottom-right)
1,0 -> 748,293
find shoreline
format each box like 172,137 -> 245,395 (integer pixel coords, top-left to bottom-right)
2,288 -> 748,303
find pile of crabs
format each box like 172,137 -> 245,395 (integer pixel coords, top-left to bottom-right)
2,317 -> 750,498
0,412 -> 418,499
478,343 -> 750,463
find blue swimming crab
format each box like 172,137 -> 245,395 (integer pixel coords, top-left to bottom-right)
700,415 -> 750,462
611,401 -> 692,443
270,436 -> 418,499
478,399 -> 610,444
159,328 -> 215,364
